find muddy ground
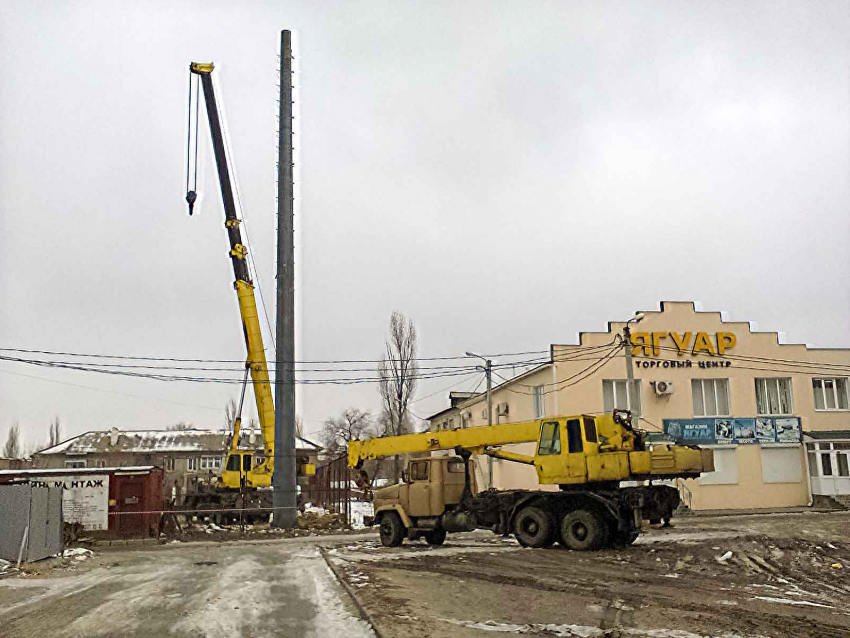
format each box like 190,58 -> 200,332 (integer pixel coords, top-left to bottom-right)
326,511 -> 850,638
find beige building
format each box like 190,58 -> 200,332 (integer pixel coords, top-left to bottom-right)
427,302 -> 850,511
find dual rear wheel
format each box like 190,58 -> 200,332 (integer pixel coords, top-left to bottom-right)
513,505 -> 635,550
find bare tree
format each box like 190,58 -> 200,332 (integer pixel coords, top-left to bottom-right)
321,408 -> 374,458
49,416 -> 62,447
378,311 -> 419,481
224,398 -> 238,431
3,423 -> 21,459
167,422 -> 194,431
295,414 -> 304,439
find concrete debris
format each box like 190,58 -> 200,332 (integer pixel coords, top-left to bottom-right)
62,548 -> 93,559
716,550 -> 733,563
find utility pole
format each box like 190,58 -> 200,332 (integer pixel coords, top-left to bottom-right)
466,352 -> 493,487
622,313 -> 644,422
272,29 -> 297,529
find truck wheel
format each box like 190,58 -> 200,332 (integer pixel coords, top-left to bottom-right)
560,510 -> 606,551
425,528 -> 447,546
514,506 -> 553,548
379,512 -> 406,547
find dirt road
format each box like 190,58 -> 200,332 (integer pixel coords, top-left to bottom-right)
327,511 -> 850,638
0,536 -> 375,638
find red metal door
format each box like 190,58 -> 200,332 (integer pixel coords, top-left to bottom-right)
116,478 -> 144,537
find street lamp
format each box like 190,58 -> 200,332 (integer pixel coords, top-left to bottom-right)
622,313 -> 644,421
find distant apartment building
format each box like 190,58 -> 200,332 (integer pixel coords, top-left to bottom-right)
33,427 -> 321,499
427,301 -> 850,511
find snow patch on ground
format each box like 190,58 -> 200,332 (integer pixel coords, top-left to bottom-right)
349,501 -> 374,529
750,596 -> 833,609
439,618 -> 762,637
289,547 -> 375,637
62,548 -> 93,559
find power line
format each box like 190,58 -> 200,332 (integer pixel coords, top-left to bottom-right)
0,346 -> 555,365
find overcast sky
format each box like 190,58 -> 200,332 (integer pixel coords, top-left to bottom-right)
1,1 -> 849,452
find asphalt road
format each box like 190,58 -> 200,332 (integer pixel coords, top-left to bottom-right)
0,537 -> 375,638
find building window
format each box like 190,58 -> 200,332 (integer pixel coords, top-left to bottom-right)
698,448 -> 738,485
602,380 -> 642,414
165,458 -> 175,471
807,444 -> 818,477
532,386 -> 545,419
187,457 -> 199,472
200,456 -> 222,471
813,378 -> 849,411
755,378 -> 793,415
692,379 -> 730,417
64,460 -> 86,469
761,447 -> 802,483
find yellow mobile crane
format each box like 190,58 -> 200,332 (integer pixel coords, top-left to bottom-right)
182,62 -> 313,521
349,411 -> 713,549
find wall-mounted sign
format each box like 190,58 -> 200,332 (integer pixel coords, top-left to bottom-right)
630,332 -> 736,357
662,417 -> 801,446
25,475 -> 110,530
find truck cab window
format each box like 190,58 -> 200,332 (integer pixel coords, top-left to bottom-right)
567,420 -> 584,453
583,417 -> 598,443
408,461 -> 429,481
538,421 -> 561,455
243,455 -> 252,471
226,454 -> 240,472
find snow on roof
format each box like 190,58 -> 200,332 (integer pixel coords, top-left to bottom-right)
0,466 -> 156,477
37,428 -> 321,455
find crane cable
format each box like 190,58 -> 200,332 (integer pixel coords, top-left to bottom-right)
185,69 -> 200,215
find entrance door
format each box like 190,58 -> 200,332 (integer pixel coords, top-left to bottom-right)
117,478 -> 144,537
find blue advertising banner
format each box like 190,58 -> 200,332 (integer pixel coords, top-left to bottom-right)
662,417 -> 801,445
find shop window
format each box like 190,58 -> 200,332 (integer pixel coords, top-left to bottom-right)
821,452 -> 833,477
692,379 -> 730,417
602,380 -> 641,414
699,448 -> 738,485
806,443 -> 818,477
813,378 -> 849,411
532,386 -> 545,419
755,378 -> 793,416
761,447 -> 802,483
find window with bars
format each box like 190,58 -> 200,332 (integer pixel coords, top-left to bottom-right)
692,378 -> 730,417
755,378 -> 793,415
532,385 -> 545,419
602,380 -> 642,414
813,378 -> 849,411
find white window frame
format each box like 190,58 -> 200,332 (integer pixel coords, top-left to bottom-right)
808,441 -> 850,478
200,456 -> 221,471
602,379 -> 642,414
812,378 -> 849,411
187,457 -> 199,472
692,378 -> 730,417
532,385 -> 545,419
64,460 -> 86,469
165,457 -> 175,471
755,378 -> 793,416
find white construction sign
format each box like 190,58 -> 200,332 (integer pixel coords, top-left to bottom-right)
28,475 -> 110,531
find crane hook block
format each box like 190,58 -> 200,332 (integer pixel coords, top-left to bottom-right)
186,190 -> 197,215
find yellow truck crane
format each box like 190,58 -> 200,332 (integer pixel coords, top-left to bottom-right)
182,62 -> 313,522
349,411 -> 713,549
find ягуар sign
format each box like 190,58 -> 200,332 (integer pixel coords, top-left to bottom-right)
663,417 -> 802,446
